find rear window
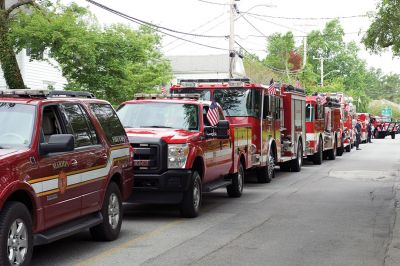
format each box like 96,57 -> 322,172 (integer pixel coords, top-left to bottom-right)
90,104 -> 127,145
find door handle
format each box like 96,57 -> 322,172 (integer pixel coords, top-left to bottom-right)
70,159 -> 78,167
101,153 -> 108,160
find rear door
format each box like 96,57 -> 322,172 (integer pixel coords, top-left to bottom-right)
61,103 -> 108,216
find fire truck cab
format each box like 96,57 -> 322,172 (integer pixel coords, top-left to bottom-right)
171,79 -> 306,183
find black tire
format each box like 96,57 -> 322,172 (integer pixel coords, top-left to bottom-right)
90,182 -> 122,241
227,162 -> 244,198
391,133 -> 395,139
280,162 -> 291,172
291,142 -> 302,172
327,140 -> 337,160
257,151 -> 275,183
313,138 -> 323,165
180,171 -> 202,218
337,138 -> 344,156
0,202 -> 33,266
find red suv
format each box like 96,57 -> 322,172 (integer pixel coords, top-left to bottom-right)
0,90 -> 133,266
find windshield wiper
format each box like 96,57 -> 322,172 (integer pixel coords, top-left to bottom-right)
140,125 -> 173,128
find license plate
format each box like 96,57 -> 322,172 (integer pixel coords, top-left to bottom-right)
134,160 -> 150,167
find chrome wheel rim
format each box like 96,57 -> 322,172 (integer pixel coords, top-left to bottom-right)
238,166 -> 243,192
268,155 -> 275,179
108,193 -> 120,230
7,218 -> 28,266
193,179 -> 200,210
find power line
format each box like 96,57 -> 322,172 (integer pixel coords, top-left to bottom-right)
198,0 -> 229,6
244,12 -> 368,21
86,0 -> 228,39
85,0 -> 229,51
245,13 -> 308,34
241,15 -> 268,38
236,41 -> 302,74
163,11 -> 227,48
237,30 -> 367,39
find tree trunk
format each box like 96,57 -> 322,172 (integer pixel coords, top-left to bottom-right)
0,11 -> 26,89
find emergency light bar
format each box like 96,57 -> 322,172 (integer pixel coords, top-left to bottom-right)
134,93 -> 200,100
178,78 -> 250,88
0,90 -> 96,99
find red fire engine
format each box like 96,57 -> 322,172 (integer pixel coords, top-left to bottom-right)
371,115 -> 397,139
305,94 -> 342,162
171,79 -> 306,183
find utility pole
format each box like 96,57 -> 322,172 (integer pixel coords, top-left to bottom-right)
303,37 -> 307,68
229,0 -> 236,78
313,55 -> 327,87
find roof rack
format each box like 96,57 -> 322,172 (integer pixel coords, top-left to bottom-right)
49,90 -> 95,99
0,90 -> 95,99
134,93 -> 200,100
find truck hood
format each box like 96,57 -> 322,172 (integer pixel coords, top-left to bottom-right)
0,148 -> 19,159
125,128 -> 200,143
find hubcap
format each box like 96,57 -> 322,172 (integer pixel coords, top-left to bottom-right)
268,155 -> 275,178
7,219 -> 28,266
193,179 -> 200,210
108,193 -> 120,230
238,167 -> 243,192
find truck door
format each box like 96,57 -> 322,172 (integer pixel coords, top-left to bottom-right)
202,106 -> 223,182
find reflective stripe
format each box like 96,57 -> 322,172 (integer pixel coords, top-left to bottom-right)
204,149 -> 232,159
235,139 -> 249,146
30,147 -> 130,195
306,133 -> 316,141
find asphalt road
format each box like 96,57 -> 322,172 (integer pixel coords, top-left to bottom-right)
32,137 -> 400,266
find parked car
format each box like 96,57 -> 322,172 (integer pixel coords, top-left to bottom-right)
0,90 -> 133,266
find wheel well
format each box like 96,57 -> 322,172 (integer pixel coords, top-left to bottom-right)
192,157 -> 204,180
270,141 -> 277,162
110,173 -> 123,192
7,190 -> 34,215
239,154 -> 246,167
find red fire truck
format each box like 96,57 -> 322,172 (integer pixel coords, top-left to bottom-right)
117,94 -> 251,217
305,94 -> 342,162
371,116 -> 397,139
171,79 -> 306,182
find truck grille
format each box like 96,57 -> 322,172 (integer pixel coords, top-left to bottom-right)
132,143 -> 160,172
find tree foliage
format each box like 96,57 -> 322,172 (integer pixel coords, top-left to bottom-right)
5,1 -> 172,103
362,0 -> 400,56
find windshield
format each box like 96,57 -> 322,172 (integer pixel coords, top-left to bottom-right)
214,88 -> 262,117
306,104 -> 314,122
0,102 -> 36,148
171,88 -> 210,100
117,103 -> 199,131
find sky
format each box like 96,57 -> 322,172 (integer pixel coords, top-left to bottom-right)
66,0 -> 400,75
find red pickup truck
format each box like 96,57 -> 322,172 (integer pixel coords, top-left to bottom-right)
117,94 -> 251,218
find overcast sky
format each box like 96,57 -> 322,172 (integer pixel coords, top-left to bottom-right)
67,0 -> 400,75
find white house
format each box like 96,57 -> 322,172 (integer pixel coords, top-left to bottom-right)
0,0 -> 66,90
168,54 -> 247,85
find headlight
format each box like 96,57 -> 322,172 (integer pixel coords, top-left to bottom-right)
168,144 -> 189,169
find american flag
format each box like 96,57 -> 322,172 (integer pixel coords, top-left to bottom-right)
161,82 -> 167,95
268,83 -> 276,95
319,96 -> 327,105
207,98 -> 219,127
295,79 -> 301,88
345,104 -> 350,112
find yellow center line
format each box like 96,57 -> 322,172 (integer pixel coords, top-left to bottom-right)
76,219 -> 184,266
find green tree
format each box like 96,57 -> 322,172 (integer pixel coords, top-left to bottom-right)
263,32 -> 295,81
0,0 -> 39,89
243,55 -> 280,83
8,2 -> 172,103
362,0 -> 400,56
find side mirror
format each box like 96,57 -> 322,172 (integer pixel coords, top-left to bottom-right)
40,134 -> 74,155
216,120 -> 230,139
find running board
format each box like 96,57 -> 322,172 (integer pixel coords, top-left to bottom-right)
203,180 -> 232,192
34,212 -> 103,246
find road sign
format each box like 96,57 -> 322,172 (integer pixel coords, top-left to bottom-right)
382,107 -> 392,117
